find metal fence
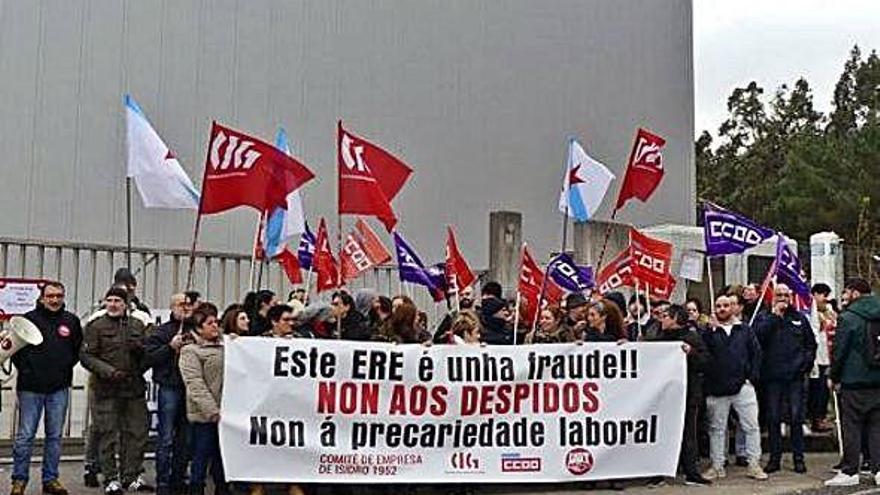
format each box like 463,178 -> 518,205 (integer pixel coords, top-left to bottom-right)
0,237 -> 470,441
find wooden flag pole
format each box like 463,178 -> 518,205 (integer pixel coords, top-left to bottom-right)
248,213 -> 263,291
513,292 -> 521,345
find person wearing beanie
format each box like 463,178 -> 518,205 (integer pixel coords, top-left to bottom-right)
113,268 -> 151,314
81,288 -> 153,495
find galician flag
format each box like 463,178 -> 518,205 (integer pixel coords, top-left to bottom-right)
262,128 -> 307,257
558,138 -> 615,221
124,94 -> 199,209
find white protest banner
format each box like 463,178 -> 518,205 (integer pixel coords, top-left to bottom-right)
0,278 -> 46,319
220,339 -> 685,483
679,251 -> 705,282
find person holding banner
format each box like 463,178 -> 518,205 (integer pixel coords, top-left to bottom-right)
700,295 -> 768,481
524,306 -> 569,344
583,300 -> 626,342
753,283 -> 817,474
560,294 -> 590,342
178,303 -> 228,495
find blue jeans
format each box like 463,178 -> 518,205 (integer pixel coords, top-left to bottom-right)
156,384 -> 189,487
190,423 -> 224,487
12,389 -> 70,483
764,378 -> 806,461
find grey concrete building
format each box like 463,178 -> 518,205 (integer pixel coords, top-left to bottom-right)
0,0 -> 694,307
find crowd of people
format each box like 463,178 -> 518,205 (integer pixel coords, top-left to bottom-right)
6,267 -> 880,494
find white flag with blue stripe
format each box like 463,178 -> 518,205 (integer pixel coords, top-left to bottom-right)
558,137 -> 615,222
124,94 -> 199,209
262,128 -> 306,257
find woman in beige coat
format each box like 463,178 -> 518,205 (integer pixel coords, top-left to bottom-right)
179,303 -> 227,495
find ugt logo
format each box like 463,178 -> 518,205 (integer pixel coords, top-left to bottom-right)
340,132 -> 369,173
209,130 -> 261,171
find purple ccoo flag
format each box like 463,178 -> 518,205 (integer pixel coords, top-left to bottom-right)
296,221 -> 316,270
548,253 -> 594,292
393,232 -> 438,290
774,235 -> 813,307
703,202 -> 775,257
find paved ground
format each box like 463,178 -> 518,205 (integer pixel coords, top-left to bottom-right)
1,454 -> 878,494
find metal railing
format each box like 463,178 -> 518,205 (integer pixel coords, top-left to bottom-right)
0,236 -> 480,441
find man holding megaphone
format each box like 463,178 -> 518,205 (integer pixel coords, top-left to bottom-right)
8,281 -> 83,495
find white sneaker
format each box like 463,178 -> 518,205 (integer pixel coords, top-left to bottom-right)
747,463 -> 768,480
105,480 -> 124,495
128,475 -> 154,492
701,466 -> 726,480
874,471 -> 880,486
824,472 -> 860,487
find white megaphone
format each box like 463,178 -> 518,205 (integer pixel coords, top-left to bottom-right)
0,316 -> 44,383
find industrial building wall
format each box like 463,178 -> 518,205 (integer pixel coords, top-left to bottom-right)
0,0 -> 694,269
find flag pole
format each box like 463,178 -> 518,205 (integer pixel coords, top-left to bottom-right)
126,177 -> 133,269
706,254 -> 715,313
185,137 -> 212,291
303,264 -> 313,305
513,291 -> 521,345
595,208 -> 619,274
635,278 -> 642,340
248,213 -> 263,291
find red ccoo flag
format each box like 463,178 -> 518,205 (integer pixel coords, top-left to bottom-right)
200,122 -> 314,215
518,245 -> 564,326
615,128 -> 666,209
338,121 -> 413,231
339,222 -> 391,283
445,226 -> 476,294
628,228 -> 673,289
596,247 -> 633,294
354,219 -> 392,265
313,218 -> 339,292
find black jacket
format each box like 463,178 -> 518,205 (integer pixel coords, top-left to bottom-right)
340,310 -> 372,341
144,317 -> 187,388
582,327 -> 617,342
248,313 -> 271,337
13,303 -> 83,393
700,322 -> 762,397
754,308 -> 817,382
655,327 -> 711,401
627,317 -> 660,341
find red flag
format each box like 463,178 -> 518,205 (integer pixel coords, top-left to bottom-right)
615,128 -> 666,209
445,227 -> 476,294
338,121 -> 413,231
339,232 -> 367,283
200,122 -> 314,215
354,219 -> 392,265
275,248 -> 303,285
597,248 -> 633,294
518,245 -> 564,325
313,219 -> 339,292
650,274 -> 677,300
628,228 -> 673,289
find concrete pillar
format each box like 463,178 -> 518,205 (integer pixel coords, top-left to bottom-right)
488,211 -> 522,295
724,253 -> 748,288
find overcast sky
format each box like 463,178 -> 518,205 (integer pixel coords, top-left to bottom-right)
694,0 -> 880,137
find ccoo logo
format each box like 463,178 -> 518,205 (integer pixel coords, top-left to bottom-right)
209,130 -> 261,171
708,221 -> 765,246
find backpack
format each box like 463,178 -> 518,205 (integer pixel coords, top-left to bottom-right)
865,319 -> 880,368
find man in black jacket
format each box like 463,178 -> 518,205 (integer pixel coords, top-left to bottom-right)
700,295 -> 768,481
754,283 -> 817,474
144,293 -> 192,495
332,291 -> 371,340
9,281 -> 82,495
656,304 -> 712,485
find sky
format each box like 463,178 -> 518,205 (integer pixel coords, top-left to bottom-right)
694,0 -> 880,137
